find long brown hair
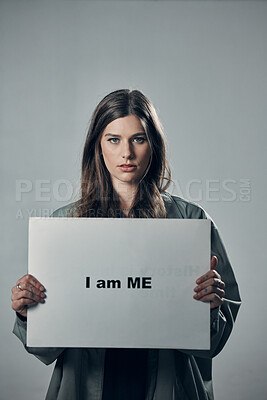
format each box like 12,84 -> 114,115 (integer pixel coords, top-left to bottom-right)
73,89 -> 171,218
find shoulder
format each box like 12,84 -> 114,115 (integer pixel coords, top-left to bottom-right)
50,201 -> 79,217
161,192 -> 209,220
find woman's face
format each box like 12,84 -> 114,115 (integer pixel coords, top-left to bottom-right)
100,115 -> 151,188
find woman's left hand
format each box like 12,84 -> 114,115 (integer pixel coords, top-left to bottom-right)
193,256 -> 225,309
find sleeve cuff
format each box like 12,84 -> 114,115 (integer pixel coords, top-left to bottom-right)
16,312 -> 27,322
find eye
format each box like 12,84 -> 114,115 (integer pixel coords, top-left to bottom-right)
108,138 -> 120,144
132,137 -> 147,144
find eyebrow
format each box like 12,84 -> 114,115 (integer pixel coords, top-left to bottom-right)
104,132 -> 146,138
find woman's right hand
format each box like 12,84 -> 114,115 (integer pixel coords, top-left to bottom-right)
11,274 -> 46,318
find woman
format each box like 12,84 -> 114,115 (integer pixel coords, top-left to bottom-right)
11,89 -> 241,400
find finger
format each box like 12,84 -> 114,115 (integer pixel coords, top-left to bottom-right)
11,289 -> 46,304
12,298 -> 36,314
18,274 -> 46,291
212,293 -> 224,308
196,256 -> 220,285
196,293 -> 224,309
14,282 -> 46,299
196,268 -> 221,285
16,274 -> 45,292
194,278 -> 225,293
210,256 -> 218,270
194,286 -> 225,300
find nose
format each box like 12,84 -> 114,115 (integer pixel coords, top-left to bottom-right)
122,140 -> 134,160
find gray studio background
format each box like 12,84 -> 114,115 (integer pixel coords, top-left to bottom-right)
1,1 -> 266,399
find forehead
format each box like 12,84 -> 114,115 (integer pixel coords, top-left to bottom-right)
102,115 -> 145,135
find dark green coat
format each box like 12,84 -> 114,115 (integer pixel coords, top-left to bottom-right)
13,193 -> 241,400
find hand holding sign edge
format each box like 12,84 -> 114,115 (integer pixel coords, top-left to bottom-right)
193,256 -> 225,309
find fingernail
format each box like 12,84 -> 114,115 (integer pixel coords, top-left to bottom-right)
40,286 -> 45,291
193,294 -> 198,299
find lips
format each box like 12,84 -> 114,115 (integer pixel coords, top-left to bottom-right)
118,164 -> 137,172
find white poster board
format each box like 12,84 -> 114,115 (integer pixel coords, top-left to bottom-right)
27,218 -> 210,349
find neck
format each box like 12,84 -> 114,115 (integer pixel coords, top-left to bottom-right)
112,181 -> 138,211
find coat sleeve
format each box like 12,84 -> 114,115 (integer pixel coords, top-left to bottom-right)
12,205 -> 72,366
180,219 -> 241,359
13,315 -> 64,366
